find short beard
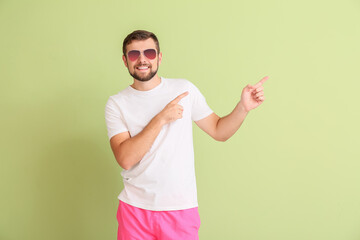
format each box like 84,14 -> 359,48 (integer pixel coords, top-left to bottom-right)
129,68 -> 158,82
129,59 -> 159,82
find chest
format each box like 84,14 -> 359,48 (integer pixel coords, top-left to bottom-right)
120,93 -> 191,137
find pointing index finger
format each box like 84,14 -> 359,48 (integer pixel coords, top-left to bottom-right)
253,76 -> 269,89
171,91 -> 189,104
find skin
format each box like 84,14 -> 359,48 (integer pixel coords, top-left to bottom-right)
111,38 -> 268,170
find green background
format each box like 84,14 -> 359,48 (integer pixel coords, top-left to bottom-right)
1,0 -> 359,239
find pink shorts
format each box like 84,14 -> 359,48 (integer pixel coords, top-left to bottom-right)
117,200 -> 201,240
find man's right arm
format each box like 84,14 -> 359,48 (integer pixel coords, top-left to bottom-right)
109,91 -> 189,170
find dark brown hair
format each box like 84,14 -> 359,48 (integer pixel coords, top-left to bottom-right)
122,30 -> 160,57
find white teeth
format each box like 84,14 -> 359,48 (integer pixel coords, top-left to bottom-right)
137,66 -> 149,69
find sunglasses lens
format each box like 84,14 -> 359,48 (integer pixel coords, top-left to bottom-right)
128,50 -> 140,61
144,49 -> 156,60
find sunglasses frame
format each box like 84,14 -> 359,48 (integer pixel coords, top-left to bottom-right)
126,48 -> 158,62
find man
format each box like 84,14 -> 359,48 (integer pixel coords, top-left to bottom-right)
105,30 -> 268,240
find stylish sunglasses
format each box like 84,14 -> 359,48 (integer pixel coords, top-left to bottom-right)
127,49 -> 157,62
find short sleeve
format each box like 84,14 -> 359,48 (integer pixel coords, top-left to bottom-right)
104,97 -> 129,140
189,81 -> 213,121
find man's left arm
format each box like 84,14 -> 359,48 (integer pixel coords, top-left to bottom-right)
195,76 -> 269,142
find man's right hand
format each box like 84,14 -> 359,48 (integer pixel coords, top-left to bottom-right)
157,91 -> 189,125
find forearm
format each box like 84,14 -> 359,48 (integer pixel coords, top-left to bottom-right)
115,91 -> 187,170
215,101 -> 248,141
117,115 -> 164,170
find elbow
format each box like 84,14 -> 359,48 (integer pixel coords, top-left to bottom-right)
217,138 -> 228,142
113,143 -> 135,170
120,163 -> 131,170
116,155 -> 132,170
214,135 -> 229,142
118,160 -> 131,170
115,147 -> 140,170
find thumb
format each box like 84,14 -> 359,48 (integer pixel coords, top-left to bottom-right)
247,84 -> 254,92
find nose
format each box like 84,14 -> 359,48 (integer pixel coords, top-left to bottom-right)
138,52 -> 147,62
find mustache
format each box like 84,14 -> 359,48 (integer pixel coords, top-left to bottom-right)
135,64 -> 151,67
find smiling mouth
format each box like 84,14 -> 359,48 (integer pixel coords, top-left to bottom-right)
136,66 -> 150,71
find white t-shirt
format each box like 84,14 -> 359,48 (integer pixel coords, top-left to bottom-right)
104,77 -> 213,211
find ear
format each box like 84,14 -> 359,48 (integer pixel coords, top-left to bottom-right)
158,52 -> 162,65
122,55 -> 128,68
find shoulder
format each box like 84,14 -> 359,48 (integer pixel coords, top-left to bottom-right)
163,77 -> 196,89
164,77 -> 188,84
162,77 -> 205,99
105,87 -> 131,107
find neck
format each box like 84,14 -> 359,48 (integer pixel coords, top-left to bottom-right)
131,75 -> 161,91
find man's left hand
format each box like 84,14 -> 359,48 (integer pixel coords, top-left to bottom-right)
239,76 -> 269,112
